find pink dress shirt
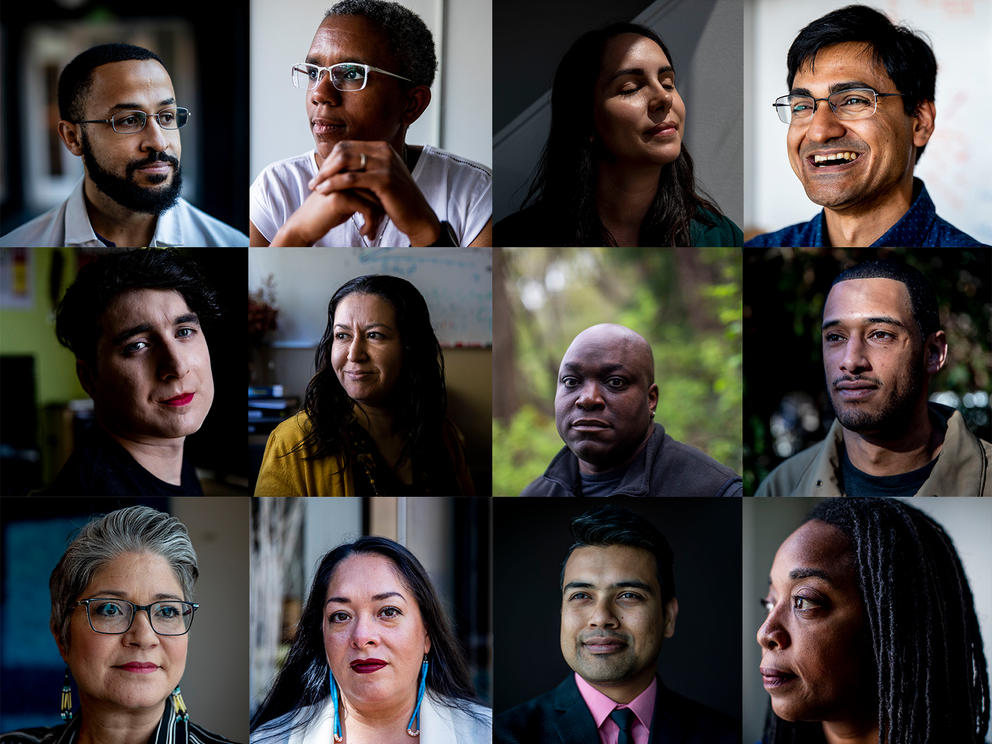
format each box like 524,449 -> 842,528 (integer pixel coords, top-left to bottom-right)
574,673 -> 657,744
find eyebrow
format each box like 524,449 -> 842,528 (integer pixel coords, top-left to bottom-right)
334,322 -> 394,332
108,98 -> 176,114
562,580 -> 655,593
325,591 -> 405,605
88,590 -> 185,601
790,81 -> 877,97
607,65 -> 674,84
110,313 -> 200,346
305,56 -> 373,67
561,362 -> 628,375
822,315 -> 908,332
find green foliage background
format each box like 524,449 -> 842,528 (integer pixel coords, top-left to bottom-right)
493,247 -> 742,496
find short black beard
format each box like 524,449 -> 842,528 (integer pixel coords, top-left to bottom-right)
80,132 -> 182,215
829,358 -> 925,437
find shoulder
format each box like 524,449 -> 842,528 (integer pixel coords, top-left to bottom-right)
690,209 -> 743,247
256,152 -> 317,182
428,697 -> 492,741
929,214 -> 986,247
0,203 -> 67,246
188,719 -> 238,744
250,704 -> 317,744
519,447 -> 575,497
650,426 -> 743,497
0,725 -> 66,744
419,145 -> 492,181
495,686 -> 560,743
745,217 -> 818,247
753,439 -> 827,497
172,198 -> 247,246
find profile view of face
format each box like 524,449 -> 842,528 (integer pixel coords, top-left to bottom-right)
80,288 -> 214,444
758,520 -> 874,727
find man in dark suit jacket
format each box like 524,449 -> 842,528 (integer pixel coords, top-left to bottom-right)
495,506 -> 737,744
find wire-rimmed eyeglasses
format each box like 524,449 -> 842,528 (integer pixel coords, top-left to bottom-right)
292,62 -> 412,92
74,107 -> 191,134
773,88 -> 903,124
76,598 -> 198,636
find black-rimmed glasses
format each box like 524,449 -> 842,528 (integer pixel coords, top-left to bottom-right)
74,107 -> 191,134
773,88 -> 903,124
292,62 -> 412,92
76,598 -> 198,635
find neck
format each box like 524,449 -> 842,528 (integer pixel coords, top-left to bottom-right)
841,403 -> 943,476
83,179 -> 159,247
585,669 -> 654,705
75,698 -> 166,744
102,423 -> 186,485
822,175 -> 914,247
578,424 -> 654,476
821,718 -> 880,744
595,159 -> 661,246
339,689 -> 419,744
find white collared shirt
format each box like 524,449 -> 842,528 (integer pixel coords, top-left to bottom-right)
0,178 -> 247,247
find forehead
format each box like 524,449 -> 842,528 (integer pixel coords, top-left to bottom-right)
325,553 -> 410,597
772,520 -> 856,583
333,292 -> 398,325
559,331 -> 651,380
82,551 -> 183,596
85,59 -> 175,114
309,14 -> 394,68
599,33 -> 671,77
793,41 -> 896,93
823,277 -> 913,327
563,544 -> 658,587
100,288 -> 192,333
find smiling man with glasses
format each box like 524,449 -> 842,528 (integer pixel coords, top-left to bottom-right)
747,5 -> 983,248
0,43 -> 246,247
249,0 -> 492,247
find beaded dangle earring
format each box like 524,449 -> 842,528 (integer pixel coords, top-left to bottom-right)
172,686 -> 189,722
406,655 -> 429,736
60,667 -> 73,721
329,672 -> 344,742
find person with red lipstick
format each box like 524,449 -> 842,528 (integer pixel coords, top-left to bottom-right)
37,249 -> 220,496
495,505 -> 736,744
0,505 -> 235,744
249,0 -> 492,248
0,44 -> 246,248
519,323 -> 741,497
495,22 -> 741,248
755,259 -> 992,497
255,274 -> 474,496
756,498 -> 989,743
746,5 -> 983,248
251,536 -> 490,743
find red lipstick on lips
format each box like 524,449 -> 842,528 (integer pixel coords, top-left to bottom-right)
350,658 -> 388,674
161,393 -> 194,406
117,662 -> 159,674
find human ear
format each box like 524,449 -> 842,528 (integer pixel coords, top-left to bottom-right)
647,383 -> 659,418
911,100 -> 936,149
57,121 -> 85,157
401,85 -> 432,127
52,625 -> 69,663
924,330 -> 947,375
76,359 -> 95,397
662,597 -> 678,638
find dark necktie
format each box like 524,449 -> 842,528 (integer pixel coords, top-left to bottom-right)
610,707 -> 636,744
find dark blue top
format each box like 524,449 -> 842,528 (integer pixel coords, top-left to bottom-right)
746,178 -> 987,247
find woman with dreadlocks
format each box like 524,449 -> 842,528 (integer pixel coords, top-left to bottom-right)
757,499 -> 989,744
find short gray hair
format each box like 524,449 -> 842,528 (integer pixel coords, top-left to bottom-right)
49,505 -> 199,648
326,0 -> 437,87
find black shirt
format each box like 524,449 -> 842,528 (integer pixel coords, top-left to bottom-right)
841,447 -> 938,498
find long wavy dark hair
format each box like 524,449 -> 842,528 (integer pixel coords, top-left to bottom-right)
519,22 -> 723,247
250,537 -> 480,735
763,499 -> 989,744
292,275 -> 447,473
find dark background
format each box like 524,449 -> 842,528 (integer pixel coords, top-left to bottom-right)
493,497 -> 742,724
743,247 -> 992,495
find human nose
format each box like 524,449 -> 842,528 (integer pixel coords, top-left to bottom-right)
350,613 -> 378,648
311,68 -> 341,104
158,339 -> 190,380
347,335 -> 368,362
647,80 -> 673,112
803,98 -> 846,142
757,602 -> 789,651
123,606 -> 160,646
575,381 -> 604,410
839,336 -> 870,375
139,114 -> 170,153
588,597 -> 620,628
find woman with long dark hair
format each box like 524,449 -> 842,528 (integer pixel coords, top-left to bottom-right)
757,499 -> 989,743
254,274 -> 473,496
496,22 -> 741,247
250,537 -> 490,743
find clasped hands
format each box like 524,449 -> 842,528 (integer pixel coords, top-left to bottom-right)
272,140 -> 442,246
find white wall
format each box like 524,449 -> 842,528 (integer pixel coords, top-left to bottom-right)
744,0 -> 992,242
249,0 -> 492,183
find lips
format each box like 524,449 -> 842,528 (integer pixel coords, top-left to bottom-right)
571,418 -> 611,431
760,666 -> 798,689
833,377 -> 880,400
805,149 -> 863,170
312,117 -> 346,136
646,120 -> 679,138
161,392 -> 194,406
582,635 -> 627,654
350,658 -> 388,673
116,662 -> 159,674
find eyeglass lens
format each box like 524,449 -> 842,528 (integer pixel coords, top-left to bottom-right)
779,89 -> 876,123
112,108 -> 189,133
86,599 -> 194,634
293,63 -> 367,91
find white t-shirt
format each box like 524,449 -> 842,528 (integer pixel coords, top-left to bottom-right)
0,178 -> 247,247
250,145 -> 492,247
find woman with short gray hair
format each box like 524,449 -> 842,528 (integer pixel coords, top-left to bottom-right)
1,505 -> 235,744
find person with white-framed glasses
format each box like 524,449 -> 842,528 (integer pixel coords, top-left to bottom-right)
0,43 -> 247,248
249,0 -> 492,248
746,5 -> 983,248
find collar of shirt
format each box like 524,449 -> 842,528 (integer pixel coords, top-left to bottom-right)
574,672 -> 656,744
64,178 -> 184,246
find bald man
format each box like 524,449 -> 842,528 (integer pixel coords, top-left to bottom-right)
521,324 -> 742,497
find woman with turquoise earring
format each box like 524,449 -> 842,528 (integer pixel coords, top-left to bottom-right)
0,505 -> 234,744
251,536 -> 491,743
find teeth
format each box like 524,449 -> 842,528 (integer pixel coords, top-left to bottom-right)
813,152 -> 859,164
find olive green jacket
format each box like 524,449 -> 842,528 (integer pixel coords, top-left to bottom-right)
754,403 -> 991,497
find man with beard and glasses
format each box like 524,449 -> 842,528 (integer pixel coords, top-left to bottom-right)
756,259 -> 992,497
495,505 -> 736,744
0,43 -> 246,247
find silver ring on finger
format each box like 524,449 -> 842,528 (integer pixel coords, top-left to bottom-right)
358,152 -> 367,171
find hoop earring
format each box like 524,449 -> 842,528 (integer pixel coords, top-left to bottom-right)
60,667 -> 73,721
329,671 -> 344,743
406,655 -> 429,736
172,685 -> 189,722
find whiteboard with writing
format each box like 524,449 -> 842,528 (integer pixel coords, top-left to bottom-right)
248,247 -> 492,348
